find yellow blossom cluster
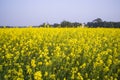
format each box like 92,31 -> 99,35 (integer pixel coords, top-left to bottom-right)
0,28 -> 120,80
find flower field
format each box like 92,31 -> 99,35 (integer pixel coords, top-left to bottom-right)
0,28 -> 120,80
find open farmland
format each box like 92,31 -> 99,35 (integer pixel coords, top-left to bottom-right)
0,28 -> 120,80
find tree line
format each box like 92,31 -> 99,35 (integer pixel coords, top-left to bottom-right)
0,18 -> 120,28
39,21 -> 82,28
87,18 -> 120,28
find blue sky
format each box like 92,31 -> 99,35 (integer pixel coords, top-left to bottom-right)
0,0 -> 120,26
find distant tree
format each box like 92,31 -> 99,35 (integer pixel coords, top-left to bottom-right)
87,18 -> 120,28
60,21 -> 72,27
0,26 -> 4,28
72,22 -> 82,27
53,23 -> 60,27
93,18 -> 103,23
40,23 -> 50,28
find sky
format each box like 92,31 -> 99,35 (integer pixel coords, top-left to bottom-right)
0,0 -> 120,26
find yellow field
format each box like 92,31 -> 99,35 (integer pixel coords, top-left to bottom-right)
0,28 -> 120,80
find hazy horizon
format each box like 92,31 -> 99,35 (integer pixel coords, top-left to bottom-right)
0,0 -> 120,26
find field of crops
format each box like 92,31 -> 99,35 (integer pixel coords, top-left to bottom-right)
0,28 -> 120,80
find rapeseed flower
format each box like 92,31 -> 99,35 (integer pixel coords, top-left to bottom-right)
0,28 -> 120,80
31,59 -> 36,68
34,71 -> 42,80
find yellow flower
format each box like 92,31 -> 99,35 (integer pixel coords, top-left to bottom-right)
16,78 -> 24,80
34,71 -> 42,80
71,73 -> 75,79
5,53 -> 13,59
44,71 -> 48,77
85,73 -> 88,78
45,60 -> 52,66
26,65 -> 32,74
77,72 -> 83,80
38,62 -> 43,66
107,59 -> 112,66
50,74 -> 56,79
80,63 -> 86,69
63,78 -> 66,80
31,59 -> 36,68
103,66 -> 109,72
0,27 -> 120,80
4,75 -> 8,79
